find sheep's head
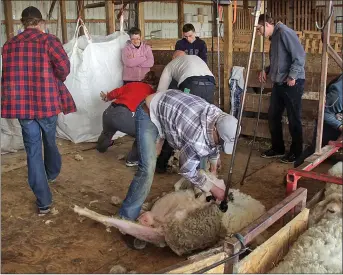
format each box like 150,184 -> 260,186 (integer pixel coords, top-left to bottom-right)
309,193 -> 343,226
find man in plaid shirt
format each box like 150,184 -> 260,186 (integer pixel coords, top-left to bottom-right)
1,6 -> 76,214
119,90 -> 238,249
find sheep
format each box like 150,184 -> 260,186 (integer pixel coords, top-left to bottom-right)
309,161 -> 342,227
74,173 -> 265,256
269,215 -> 342,274
270,162 -> 343,274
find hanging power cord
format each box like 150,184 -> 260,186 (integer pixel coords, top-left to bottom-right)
219,0 -> 262,213
238,1 -> 266,187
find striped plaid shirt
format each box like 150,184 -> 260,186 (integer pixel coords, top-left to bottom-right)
150,90 -> 222,192
1,28 -> 76,119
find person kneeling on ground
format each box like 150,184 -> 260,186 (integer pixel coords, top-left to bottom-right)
96,72 -> 158,167
294,74 -> 343,167
118,90 -> 238,250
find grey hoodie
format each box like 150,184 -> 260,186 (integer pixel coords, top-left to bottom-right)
266,22 -> 306,83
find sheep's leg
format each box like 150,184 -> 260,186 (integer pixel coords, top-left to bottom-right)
73,205 -> 165,245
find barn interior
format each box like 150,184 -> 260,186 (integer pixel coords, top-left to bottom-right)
1,0 -> 342,274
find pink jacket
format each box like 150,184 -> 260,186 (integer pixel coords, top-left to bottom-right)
121,41 -> 154,81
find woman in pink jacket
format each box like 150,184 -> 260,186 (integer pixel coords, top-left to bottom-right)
122,27 -> 154,84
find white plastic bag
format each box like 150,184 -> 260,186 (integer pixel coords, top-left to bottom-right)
1,118 -> 24,154
57,18 -> 130,143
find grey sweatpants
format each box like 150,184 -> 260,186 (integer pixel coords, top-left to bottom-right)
96,103 -> 138,162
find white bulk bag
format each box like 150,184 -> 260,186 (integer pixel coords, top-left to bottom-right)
57,19 -> 130,143
1,118 -> 24,154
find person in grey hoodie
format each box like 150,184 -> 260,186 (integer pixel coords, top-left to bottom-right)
122,27 -> 154,84
257,14 -> 306,164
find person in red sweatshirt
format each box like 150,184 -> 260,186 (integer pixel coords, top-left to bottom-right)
96,72 -> 158,167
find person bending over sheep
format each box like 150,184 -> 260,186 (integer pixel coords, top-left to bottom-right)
96,72 -> 158,166
119,90 -> 238,250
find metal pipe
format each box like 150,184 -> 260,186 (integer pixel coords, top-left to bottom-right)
217,1 -> 221,106
220,0 -> 262,212
239,0 -> 266,186
315,0 -> 333,154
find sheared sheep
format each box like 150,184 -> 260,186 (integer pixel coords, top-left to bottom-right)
74,174 -> 265,256
270,162 -> 343,274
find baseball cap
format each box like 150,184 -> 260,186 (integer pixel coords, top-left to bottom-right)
21,6 -> 43,20
216,114 -> 239,154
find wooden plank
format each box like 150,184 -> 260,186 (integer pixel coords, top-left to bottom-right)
77,0 -> 85,36
138,2 -> 145,39
60,0 -> 68,44
244,94 -> 318,119
178,0 -> 184,38
241,117 -> 315,144
223,4 -> 233,113
3,0 -> 14,40
236,208 -> 309,274
157,251 -> 227,274
105,0 -> 115,34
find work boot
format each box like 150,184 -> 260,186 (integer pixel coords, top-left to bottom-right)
260,148 -> 285,159
280,152 -> 297,164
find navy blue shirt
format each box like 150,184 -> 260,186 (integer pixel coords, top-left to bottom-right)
175,37 -> 207,63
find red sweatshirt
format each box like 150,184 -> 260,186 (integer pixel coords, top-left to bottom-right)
107,82 -> 154,112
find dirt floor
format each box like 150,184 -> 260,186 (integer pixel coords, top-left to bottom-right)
1,136 -> 335,274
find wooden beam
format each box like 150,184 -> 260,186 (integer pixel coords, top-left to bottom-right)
77,0 -> 85,36
236,208 -> 309,274
241,117 -> 315,144
244,94 -> 318,120
84,2 -> 105,9
138,2 -> 145,38
3,0 -> 14,40
178,0 -> 184,38
105,0 -> 115,34
315,0 -> 332,153
223,4 -> 233,112
60,0 -> 68,44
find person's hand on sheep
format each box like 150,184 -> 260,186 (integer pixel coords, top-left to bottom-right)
100,91 -> 109,102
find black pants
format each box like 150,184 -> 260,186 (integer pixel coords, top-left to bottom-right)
156,76 -> 215,172
294,121 -> 341,167
268,79 -> 305,157
179,76 -> 215,104
96,104 -> 138,162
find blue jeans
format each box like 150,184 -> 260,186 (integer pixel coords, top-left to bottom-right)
119,103 -> 159,220
18,116 -> 61,209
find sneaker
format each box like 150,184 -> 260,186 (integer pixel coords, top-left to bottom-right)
38,206 -> 51,215
260,149 -> 285,159
125,160 -> 138,167
121,234 -> 146,250
280,152 -> 297,164
48,178 -> 56,184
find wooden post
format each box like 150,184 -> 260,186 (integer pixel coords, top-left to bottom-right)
138,2 -> 145,39
60,0 -> 68,43
3,0 -> 14,40
77,0 -> 85,36
315,0 -> 332,154
178,0 -> 184,38
105,0 -> 115,34
223,4 -> 233,112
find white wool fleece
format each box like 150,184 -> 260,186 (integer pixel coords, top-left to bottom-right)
270,215 -> 343,274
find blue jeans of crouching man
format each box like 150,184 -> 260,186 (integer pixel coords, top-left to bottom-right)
18,116 -> 61,210
119,102 -> 159,220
